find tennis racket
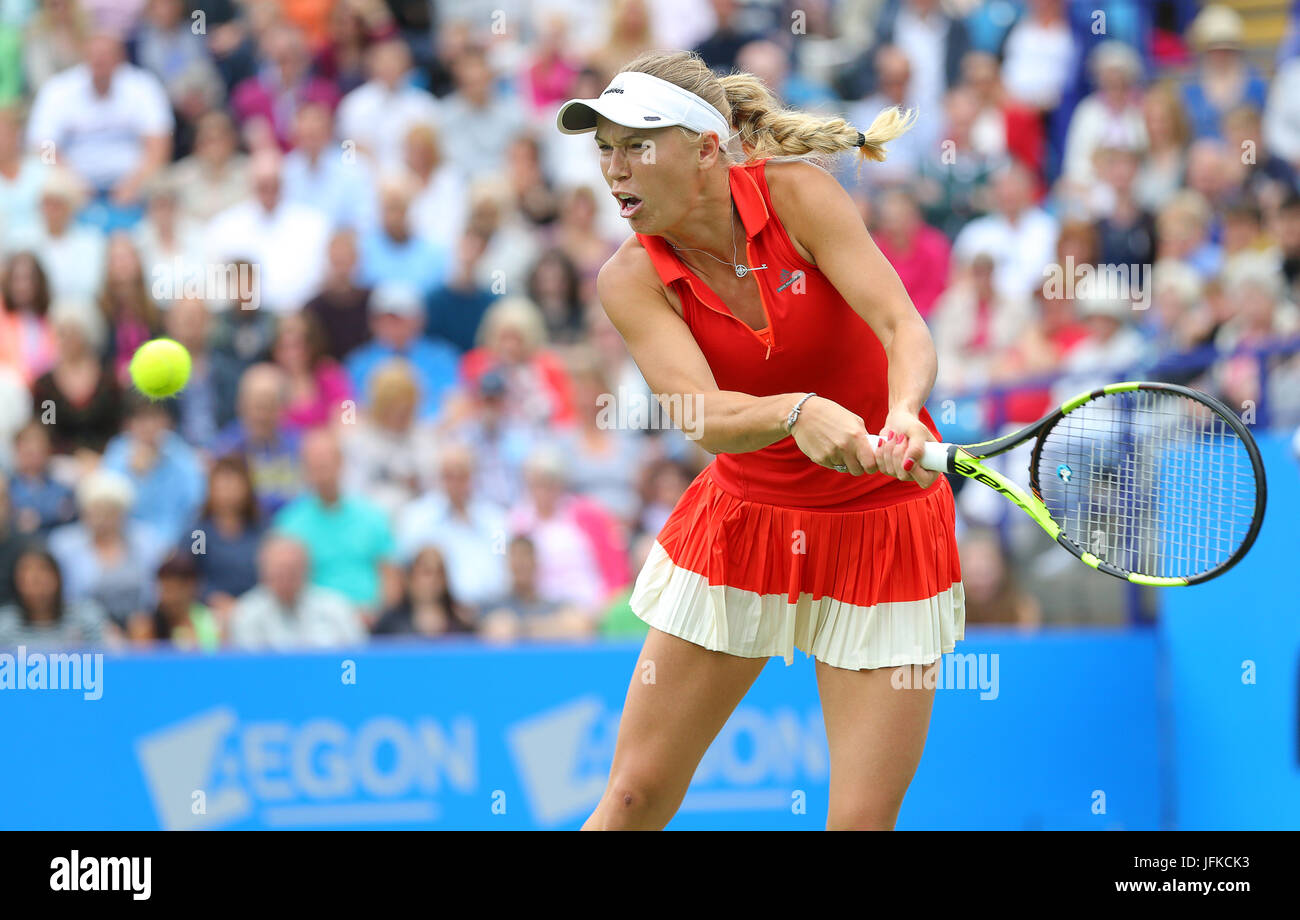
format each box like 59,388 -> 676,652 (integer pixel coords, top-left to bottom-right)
869,381 -> 1267,586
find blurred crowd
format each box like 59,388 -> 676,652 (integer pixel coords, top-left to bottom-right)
0,0 -> 1297,651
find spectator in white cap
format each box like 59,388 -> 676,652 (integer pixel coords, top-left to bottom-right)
1062,41 -> 1148,185
1051,294 -> 1148,401
7,167 -> 106,303
343,281 -> 461,422
47,468 -> 171,630
1182,4 -> 1268,139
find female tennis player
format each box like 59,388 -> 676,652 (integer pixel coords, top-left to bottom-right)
556,50 -> 964,830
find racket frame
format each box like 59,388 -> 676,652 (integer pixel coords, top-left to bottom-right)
928,381 -> 1268,587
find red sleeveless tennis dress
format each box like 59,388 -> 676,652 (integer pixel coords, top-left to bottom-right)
627,158 -> 965,670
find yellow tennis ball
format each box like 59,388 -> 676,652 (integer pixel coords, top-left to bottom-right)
129,338 -> 191,399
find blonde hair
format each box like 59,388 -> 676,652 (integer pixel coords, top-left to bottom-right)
477,296 -> 548,351
620,49 -> 915,176
368,358 -> 420,412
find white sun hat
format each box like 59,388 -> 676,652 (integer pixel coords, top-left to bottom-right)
556,70 -> 732,142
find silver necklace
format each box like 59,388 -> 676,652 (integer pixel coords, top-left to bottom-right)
667,203 -> 768,278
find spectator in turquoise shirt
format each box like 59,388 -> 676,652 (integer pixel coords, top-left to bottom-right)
272,427 -> 399,625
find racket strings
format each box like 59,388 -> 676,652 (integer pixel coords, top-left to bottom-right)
1035,390 -> 1258,579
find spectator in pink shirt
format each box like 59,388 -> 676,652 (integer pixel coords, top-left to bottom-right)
231,22 -> 341,151
271,311 -> 353,432
872,188 -> 951,318
0,252 -> 57,386
522,14 -> 582,112
97,233 -> 162,389
507,446 -> 628,625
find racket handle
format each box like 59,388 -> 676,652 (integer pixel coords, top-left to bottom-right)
867,434 -> 951,473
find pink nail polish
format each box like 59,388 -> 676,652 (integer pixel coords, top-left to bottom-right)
903,458 -> 915,472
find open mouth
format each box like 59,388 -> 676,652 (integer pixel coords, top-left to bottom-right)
614,192 -> 643,218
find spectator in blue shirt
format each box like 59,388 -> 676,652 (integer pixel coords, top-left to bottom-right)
345,282 -> 461,421
101,392 -> 205,545
161,296 -> 229,453
186,452 -> 266,623
282,101 -> 377,232
6,422 -> 76,539
1182,5 -> 1268,139
212,363 -> 302,516
426,228 -> 496,353
357,171 -> 451,296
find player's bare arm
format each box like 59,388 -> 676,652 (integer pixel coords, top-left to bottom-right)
768,159 -> 939,486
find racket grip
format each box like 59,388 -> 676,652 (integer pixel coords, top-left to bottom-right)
867,434 -> 951,473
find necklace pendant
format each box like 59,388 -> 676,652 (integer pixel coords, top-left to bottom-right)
734,264 -> 748,278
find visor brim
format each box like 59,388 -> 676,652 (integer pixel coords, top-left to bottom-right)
556,97 -> 677,135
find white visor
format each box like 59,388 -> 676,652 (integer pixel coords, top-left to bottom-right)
556,71 -> 732,142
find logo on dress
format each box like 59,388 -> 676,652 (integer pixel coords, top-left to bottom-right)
775,269 -> 805,293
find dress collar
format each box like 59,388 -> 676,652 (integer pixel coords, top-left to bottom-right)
643,159 -> 771,282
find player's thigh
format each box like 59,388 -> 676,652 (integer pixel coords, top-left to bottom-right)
814,659 -> 937,819
608,627 -> 769,789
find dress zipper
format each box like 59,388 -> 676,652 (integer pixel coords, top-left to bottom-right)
747,237 -> 776,361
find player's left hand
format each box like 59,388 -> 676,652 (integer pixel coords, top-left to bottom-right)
877,408 -> 940,489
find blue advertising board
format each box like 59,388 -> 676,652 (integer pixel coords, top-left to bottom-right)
1160,433 -> 1300,829
0,631 -> 1159,830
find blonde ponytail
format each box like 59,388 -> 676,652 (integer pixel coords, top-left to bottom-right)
855,105 -> 918,163
621,49 -> 916,172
